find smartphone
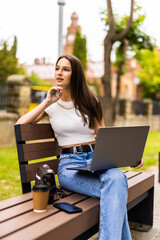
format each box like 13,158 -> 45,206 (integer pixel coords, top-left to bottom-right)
53,202 -> 82,214
55,89 -> 60,97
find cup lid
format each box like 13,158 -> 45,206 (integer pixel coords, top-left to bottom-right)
32,184 -> 49,192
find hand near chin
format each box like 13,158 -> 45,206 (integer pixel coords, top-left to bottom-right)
46,87 -> 63,104
132,159 -> 144,169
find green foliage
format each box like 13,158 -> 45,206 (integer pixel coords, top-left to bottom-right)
17,66 -> 27,75
15,66 -> 51,87
114,41 -> 127,70
101,4 -> 153,68
135,49 -> 160,99
10,36 -> 17,58
0,37 -> 19,81
101,3 -> 157,100
116,6 -> 153,67
29,71 -> 50,86
73,30 -> 87,70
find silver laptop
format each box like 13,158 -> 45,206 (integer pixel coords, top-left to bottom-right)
67,126 -> 150,172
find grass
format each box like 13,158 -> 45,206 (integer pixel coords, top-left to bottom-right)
140,130 -> 160,170
0,146 -> 22,200
121,130 -> 160,172
0,130 -> 160,201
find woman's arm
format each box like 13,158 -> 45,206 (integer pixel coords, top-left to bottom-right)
95,118 -> 105,134
16,87 -> 63,124
16,100 -> 49,124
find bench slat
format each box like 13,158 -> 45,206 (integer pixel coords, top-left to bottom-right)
0,190 -> 74,223
0,197 -> 99,240
0,194 -> 89,239
127,172 -> 154,203
15,124 -> 55,142
124,171 -> 141,179
21,141 -> 61,161
0,193 -> 32,211
1,201 -> 33,223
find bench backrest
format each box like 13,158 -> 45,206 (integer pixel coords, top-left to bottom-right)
14,123 -> 61,194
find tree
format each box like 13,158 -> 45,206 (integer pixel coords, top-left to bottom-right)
102,0 -> 134,125
102,4 -> 153,120
16,66 -> 52,86
29,71 -> 51,86
10,36 -> 17,58
136,49 -> 160,100
73,30 -> 87,70
0,36 -> 19,84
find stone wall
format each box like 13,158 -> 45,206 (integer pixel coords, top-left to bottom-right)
6,75 -> 31,117
116,99 -> 159,130
0,111 -> 18,148
0,75 -> 31,148
115,115 -> 160,131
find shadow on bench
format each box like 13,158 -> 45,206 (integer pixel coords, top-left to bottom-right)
14,123 -> 155,240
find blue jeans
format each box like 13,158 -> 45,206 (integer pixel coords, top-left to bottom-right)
58,151 -> 132,240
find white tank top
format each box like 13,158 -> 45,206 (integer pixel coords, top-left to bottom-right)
45,99 -> 95,146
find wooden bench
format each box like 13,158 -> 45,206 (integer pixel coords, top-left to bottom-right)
14,123 -> 155,239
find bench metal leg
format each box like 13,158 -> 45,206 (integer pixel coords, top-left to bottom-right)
22,182 -> 31,194
74,224 -> 99,240
128,187 -> 154,232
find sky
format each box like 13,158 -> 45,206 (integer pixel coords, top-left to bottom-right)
0,0 -> 160,65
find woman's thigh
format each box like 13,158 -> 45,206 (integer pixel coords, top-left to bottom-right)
58,153 -> 127,199
59,170 -> 101,198
58,152 -> 101,198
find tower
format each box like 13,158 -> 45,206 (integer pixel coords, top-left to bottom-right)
64,12 -> 81,55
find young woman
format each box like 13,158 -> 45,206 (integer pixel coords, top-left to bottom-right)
16,54 -> 143,240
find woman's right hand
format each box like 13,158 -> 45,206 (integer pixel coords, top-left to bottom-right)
46,87 -> 63,105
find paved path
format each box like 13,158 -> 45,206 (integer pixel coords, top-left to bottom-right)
89,169 -> 160,240
131,169 -> 160,240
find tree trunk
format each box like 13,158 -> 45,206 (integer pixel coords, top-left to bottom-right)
102,0 -> 134,126
112,63 -> 122,121
112,40 -> 129,121
102,35 -> 114,125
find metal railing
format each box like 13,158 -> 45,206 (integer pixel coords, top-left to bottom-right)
132,100 -> 160,115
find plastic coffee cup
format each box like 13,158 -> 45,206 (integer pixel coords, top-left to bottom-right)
32,184 -> 49,213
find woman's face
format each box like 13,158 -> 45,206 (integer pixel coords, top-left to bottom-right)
55,58 -> 72,89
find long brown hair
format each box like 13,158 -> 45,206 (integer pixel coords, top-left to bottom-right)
56,54 -> 103,130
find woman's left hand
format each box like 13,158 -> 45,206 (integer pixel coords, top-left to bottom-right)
132,159 -> 144,169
